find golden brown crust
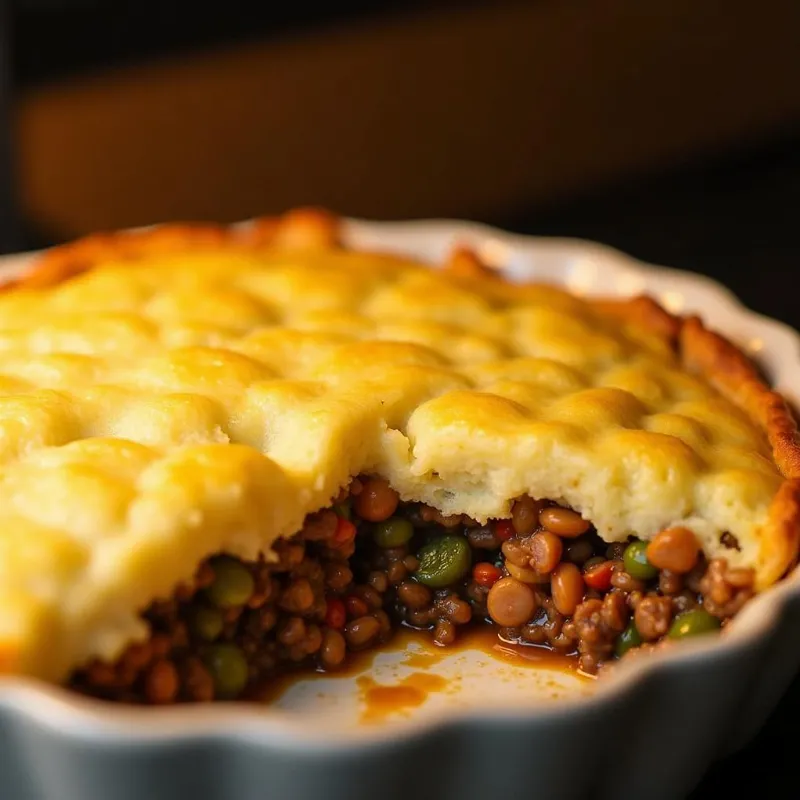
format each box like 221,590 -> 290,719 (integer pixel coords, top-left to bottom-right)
23,209 -> 800,482
590,296 -> 683,347
239,206 -> 342,250
26,223 -> 229,290
760,478 -> 800,589
19,207 -> 342,293
443,246 -> 499,280
674,315 -> 800,589
679,316 -> 800,479
14,209 -> 800,590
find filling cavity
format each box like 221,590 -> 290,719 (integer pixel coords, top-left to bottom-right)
70,477 -> 754,704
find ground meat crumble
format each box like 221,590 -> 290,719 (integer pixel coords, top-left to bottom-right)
70,477 -> 755,704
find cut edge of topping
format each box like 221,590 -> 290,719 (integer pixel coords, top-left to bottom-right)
69,484 -> 754,705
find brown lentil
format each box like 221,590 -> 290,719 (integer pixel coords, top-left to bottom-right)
325,563 -> 353,591
437,594 -> 472,625
182,657 -> 214,702
403,555 -> 420,572
501,539 -> 531,567
467,526 -> 501,550
487,577 -> 537,628
301,510 -> 338,541
279,617 -> 307,647
565,538 -> 595,564
551,563 -> 585,616
279,578 -> 315,613
529,531 -> 564,574
303,624 -> 323,655
395,580 -> 430,610
407,609 -> 433,627
145,660 -> 179,704
124,642 -> 153,672
354,586 -> 383,611
420,506 -> 464,528
646,527 -> 700,574
368,570 -> 389,593
319,629 -> 347,670
345,595 -> 369,618
433,619 -> 457,645
151,634 -> 171,659
374,609 -> 393,636
247,580 -> 274,609
344,615 -> 381,648
383,547 -> 406,563
70,486 -> 758,700
386,560 -> 407,584
539,507 -> 590,538
511,496 -> 541,536
354,477 -> 399,522
506,561 -> 549,584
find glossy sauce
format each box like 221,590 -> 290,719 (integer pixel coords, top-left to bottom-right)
256,624 -> 592,718
475,626 -> 586,670
357,672 -> 448,724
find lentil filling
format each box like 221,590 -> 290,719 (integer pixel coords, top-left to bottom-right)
70,476 -> 754,704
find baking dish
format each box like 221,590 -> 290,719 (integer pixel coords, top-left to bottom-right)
1,216 -> 799,800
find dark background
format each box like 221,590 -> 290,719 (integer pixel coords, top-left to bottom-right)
3,3 -> 800,797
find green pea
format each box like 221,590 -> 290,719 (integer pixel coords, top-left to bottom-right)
373,517 -> 414,548
203,643 -> 250,699
206,556 -> 255,608
623,540 -> 658,581
668,609 -> 721,640
414,535 -> 472,588
615,622 -> 643,658
190,605 -> 224,641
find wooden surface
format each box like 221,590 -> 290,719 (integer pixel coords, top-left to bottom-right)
14,0 -> 800,241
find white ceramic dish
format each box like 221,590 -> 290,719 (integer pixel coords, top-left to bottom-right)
0,218 -> 798,800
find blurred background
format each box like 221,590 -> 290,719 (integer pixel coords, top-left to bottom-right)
2,1 -> 800,793
4,1 -> 800,315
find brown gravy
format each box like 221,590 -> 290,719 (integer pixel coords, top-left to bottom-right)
256,624 -> 592,716
357,671 -> 449,724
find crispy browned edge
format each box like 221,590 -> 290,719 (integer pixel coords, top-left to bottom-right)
10,208 -> 800,590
